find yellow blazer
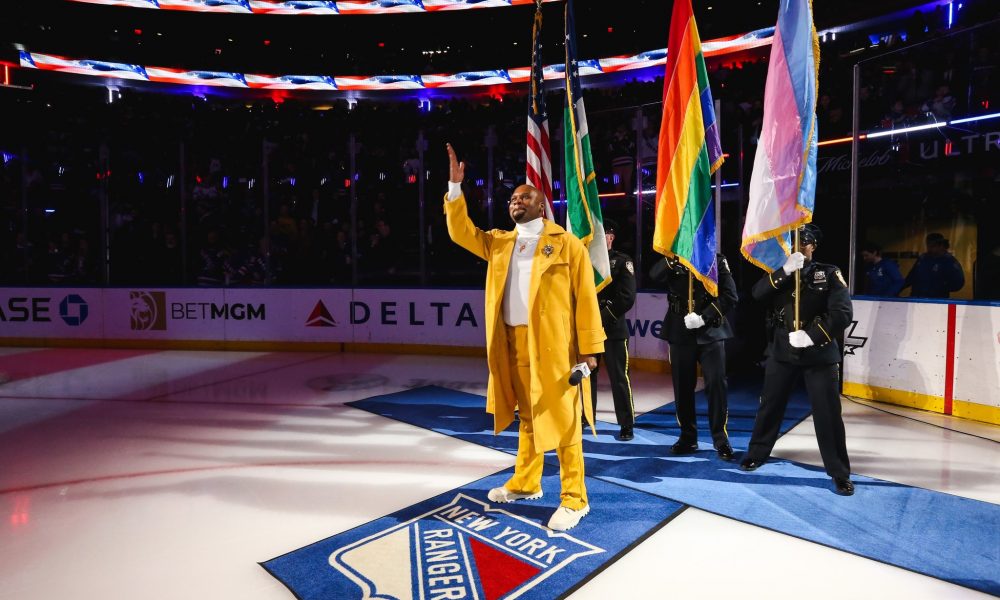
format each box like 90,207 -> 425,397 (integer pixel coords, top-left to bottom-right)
444,193 -> 606,452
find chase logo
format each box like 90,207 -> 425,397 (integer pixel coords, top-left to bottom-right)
59,294 -> 88,326
130,291 -> 167,331
330,494 -> 603,600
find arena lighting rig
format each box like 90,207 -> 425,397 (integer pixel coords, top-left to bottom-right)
12,0 -> 961,96
15,23 -> 773,94
66,0 -> 559,15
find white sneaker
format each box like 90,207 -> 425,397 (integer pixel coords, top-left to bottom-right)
547,504 -> 590,531
487,486 -> 543,503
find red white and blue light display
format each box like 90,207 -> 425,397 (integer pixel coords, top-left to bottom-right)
18,28 -> 773,92
67,0 -> 558,15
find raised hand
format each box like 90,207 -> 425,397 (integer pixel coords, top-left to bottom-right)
446,143 -> 465,183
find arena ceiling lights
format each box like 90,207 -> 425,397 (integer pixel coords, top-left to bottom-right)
66,0 -> 559,15
16,28 -> 773,92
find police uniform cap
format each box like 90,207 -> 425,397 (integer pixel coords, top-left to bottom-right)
799,223 -> 822,246
604,218 -> 618,234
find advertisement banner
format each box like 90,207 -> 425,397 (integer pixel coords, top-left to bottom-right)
104,288 -> 227,341
0,288 -> 103,340
5,288 -> 999,419
224,288 -> 353,343
348,289 -> 485,346
0,287 -> 674,359
627,293 -> 669,362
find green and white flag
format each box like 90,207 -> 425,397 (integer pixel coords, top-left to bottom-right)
563,0 -> 611,291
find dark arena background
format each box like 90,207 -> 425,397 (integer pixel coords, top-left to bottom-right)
0,1 -> 998,599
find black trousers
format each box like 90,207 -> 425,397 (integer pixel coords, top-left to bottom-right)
669,340 -> 729,446
590,337 -> 635,428
746,356 -> 851,479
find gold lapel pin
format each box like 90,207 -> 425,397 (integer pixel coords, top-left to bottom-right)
542,244 -> 554,256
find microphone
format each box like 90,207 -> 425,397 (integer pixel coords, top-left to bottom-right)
568,362 -> 592,386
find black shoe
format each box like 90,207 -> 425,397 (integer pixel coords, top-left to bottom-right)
670,440 -> 699,455
617,426 -> 634,441
739,456 -> 766,471
715,442 -> 734,461
834,477 -> 855,496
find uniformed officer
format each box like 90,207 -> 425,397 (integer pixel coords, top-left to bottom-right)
740,223 -> 855,496
649,252 -> 737,460
590,219 -> 637,441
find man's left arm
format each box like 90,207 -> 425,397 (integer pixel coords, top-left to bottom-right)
571,243 -> 606,359
804,267 -> 853,347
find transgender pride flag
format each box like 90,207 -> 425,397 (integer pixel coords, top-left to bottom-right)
741,0 -> 819,273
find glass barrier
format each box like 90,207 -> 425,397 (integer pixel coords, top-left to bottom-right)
1,17 -> 996,300
854,20 -> 1000,301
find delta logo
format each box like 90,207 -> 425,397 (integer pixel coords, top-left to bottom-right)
329,494 -> 603,600
306,300 -> 338,327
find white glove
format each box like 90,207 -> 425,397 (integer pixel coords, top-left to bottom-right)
788,330 -> 814,348
683,312 -> 705,329
782,252 -> 806,275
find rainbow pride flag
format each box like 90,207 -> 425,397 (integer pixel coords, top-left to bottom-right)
653,0 -> 725,296
742,0 -> 819,272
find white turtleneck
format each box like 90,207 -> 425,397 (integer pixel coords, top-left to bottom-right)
502,217 -> 543,326
446,182 -> 541,326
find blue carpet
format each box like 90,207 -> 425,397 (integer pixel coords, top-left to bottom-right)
348,385 -> 1000,596
262,468 -> 684,600
632,372 -> 813,449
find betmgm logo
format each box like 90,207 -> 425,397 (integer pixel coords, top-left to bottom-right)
330,494 -> 603,600
130,291 -> 167,331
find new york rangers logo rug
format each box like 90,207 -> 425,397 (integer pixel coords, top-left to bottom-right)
333,494 -> 601,600
261,469 -> 684,600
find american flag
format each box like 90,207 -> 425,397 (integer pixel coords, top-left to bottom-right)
526,0 -> 555,220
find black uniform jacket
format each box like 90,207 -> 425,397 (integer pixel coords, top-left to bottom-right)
752,260 -> 853,365
598,249 -> 637,341
649,254 -> 737,345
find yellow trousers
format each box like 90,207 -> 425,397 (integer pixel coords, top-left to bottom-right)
504,325 -> 587,510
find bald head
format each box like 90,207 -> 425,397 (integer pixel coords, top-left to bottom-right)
509,184 -> 545,224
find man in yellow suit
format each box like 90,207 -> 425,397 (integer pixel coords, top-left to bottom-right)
444,143 -> 605,531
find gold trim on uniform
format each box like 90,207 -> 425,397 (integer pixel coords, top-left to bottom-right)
834,269 -> 847,287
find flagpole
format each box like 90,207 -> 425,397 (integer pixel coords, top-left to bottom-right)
688,271 -> 693,313
794,228 -> 800,330
714,99 -> 722,254
848,63 -> 861,295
